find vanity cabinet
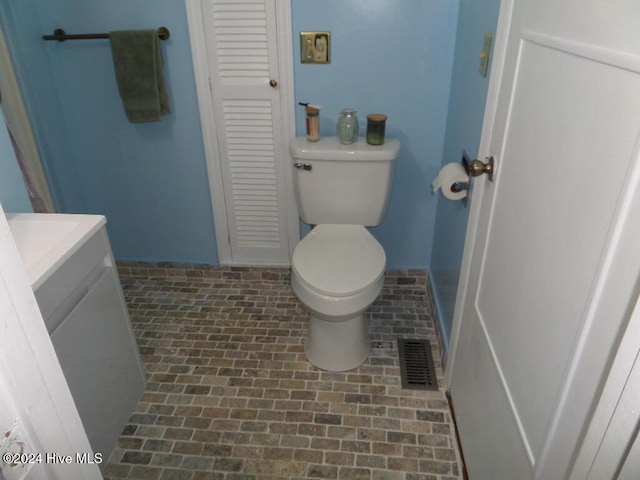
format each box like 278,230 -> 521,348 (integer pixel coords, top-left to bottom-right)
33,225 -> 145,458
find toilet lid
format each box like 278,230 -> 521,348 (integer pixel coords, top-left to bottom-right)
292,224 -> 386,297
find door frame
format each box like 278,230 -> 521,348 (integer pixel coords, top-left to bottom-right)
446,0 -> 640,476
569,291 -> 640,478
184,0 -> 299,265
0,23 -> 55,213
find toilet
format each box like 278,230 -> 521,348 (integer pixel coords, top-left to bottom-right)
289,136 -> 401,371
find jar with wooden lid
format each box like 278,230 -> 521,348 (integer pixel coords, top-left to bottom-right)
366,114 -> 387,145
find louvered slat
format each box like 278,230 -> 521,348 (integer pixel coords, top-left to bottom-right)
223,99 -> 280,248
212,1 -> 270,82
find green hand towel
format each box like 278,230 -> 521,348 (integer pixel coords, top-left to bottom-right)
109,30 -> 170,123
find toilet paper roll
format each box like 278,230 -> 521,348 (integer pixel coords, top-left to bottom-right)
432,163 -> 469,201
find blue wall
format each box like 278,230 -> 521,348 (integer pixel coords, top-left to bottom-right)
430,0 -> 500,347
1,0 -> 459,269
292,0 -> 458,268
0,0 -> 83,214
0,0 -> 218,263
0,110 -> 33,212
2,0 -> 501,349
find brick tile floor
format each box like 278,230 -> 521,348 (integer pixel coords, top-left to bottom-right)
103,263 -> 462,480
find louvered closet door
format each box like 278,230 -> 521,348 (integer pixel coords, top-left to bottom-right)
203,0 -> 291,264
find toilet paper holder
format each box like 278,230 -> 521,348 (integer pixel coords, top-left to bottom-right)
451,182 -> 469,193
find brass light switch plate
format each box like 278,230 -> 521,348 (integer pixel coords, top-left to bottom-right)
300,32 -> 331,64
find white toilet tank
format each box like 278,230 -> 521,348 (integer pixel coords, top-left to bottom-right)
290,137 -> 400,226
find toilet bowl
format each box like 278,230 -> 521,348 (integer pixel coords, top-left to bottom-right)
289,136 -> 400,371
291,224 -> 385,371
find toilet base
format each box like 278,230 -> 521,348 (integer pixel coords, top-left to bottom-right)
305,312 -> 370,372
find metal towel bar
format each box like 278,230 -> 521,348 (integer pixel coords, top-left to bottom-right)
43,27 -> 170,42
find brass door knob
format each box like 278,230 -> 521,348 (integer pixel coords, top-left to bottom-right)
269,79 -> 278,88
468,157 -> 495,181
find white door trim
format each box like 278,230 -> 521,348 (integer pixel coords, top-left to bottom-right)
184,0 -> 298,265
0,23 -> 55,213
570,290 -> 640,479
274,2 -> 300,259
185,0 -> 230,262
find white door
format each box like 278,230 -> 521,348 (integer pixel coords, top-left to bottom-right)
447,0 -> 640,478
186,0 -> 298,266
0,206 -> 101,479
570,294 -> 640,479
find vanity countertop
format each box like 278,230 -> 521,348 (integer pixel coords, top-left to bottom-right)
6,213 -> 106,289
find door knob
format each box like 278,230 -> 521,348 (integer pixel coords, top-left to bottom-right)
269,79 -> 278,88
464,156 -> 495,182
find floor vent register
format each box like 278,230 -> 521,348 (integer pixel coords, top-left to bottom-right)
398,338 -> 438,390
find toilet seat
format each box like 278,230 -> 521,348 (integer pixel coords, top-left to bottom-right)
292,224 -> 386,297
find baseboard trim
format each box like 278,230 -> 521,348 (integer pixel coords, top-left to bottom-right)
425,271 -> 449,371
446,389 -> 469,480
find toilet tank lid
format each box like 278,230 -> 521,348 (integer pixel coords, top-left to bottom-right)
290,137 -> 400,162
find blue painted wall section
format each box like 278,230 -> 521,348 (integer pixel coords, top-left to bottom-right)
291,0 -> 458,269
430,0 -> 500,348
0,110 -> 33,213
0,1 -> 83,213
2,0 -> 467,271
0,0 -> 218,263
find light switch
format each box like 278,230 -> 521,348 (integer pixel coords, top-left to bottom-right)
479,32 -> 493,77
300,32 -> 331,64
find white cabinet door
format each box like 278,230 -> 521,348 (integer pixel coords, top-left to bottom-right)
188,0 -> 297,265
51,269 -> 145,457
447,0 -> 640,478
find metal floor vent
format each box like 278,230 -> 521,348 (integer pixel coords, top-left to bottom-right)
398,339 -> 438,390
